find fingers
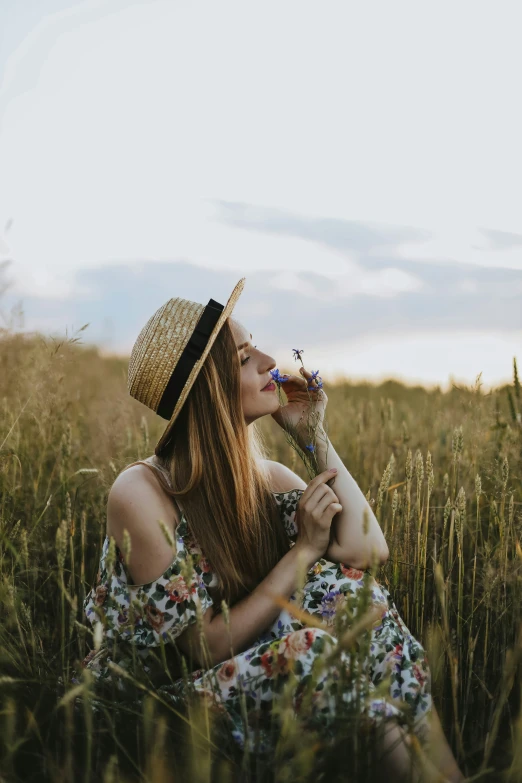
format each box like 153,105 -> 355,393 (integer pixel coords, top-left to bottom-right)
304,483 -> 339,509
299,366 -> 320,377
300,470 -> 339,505
299,366 -> 324,392
318,469 -> 338,483
314,493 -> 341,519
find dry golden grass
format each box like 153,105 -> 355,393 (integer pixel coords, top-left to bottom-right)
0,319 -> 521,782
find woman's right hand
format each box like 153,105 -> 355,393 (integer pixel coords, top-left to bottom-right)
294,469 -> 342,565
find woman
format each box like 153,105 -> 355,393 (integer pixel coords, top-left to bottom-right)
80,278 -> 464,781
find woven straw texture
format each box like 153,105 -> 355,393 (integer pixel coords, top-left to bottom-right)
128,277 -> 245,450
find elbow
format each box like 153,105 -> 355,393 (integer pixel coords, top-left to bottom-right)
378,542 -> 390,566
349,543 -> 389,571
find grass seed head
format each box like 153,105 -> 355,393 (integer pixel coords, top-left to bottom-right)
157,518 -> 175,549
406,449 -> 412,482
475,473 -> 482,498
501,456 -> 509,489
457,486 -> 466,519
122,528 -> 132,563
452,425 -> 464,461
55,520 -> 67,571
105,535 -> 116,575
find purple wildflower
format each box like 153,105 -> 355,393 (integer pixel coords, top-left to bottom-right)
270,369 -> 289,383
292,348 -> 304,361
307,369 -> 323,391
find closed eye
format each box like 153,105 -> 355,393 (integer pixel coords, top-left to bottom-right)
240,345 -> 257,366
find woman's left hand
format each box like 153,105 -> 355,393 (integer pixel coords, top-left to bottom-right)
270,366 -> 328,441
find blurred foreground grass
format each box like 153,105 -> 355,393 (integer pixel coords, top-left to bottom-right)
0,324 -> 521,782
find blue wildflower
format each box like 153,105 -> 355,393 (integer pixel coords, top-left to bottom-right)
292,348 -> 304,360
307,370 -> 323,391
305,444 -> 315,452
270,369 -> 289,383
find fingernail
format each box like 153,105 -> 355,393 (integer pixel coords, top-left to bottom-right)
330,468 -> 337,473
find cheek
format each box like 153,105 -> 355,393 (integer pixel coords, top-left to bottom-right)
241,371 -> 260,400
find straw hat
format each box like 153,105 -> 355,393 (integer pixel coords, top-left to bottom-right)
128,277 -> 246,452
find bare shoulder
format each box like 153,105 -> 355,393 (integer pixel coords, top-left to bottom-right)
106,463 -> 181,585
261,459 -> 307,493
107,462 -> 180,537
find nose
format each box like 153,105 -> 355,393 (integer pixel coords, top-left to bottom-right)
263,355 -> 277,374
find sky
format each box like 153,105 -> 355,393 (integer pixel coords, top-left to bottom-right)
0,0 -> 521,391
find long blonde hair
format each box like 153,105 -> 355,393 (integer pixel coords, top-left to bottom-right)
154,317 -> 291,616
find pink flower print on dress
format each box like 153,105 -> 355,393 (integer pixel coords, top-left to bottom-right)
198,557 -> 212,573
144,604 -> 165,631
340,565 -> 364,580
95,585 -> 108,606
384,643 -> 403,675
280,629 -> 315,660
217,660 -> 238,684
165,575 -> 191,602
413,662 -> 429,688
195,688 -> 229,718
260,649 -> 276,677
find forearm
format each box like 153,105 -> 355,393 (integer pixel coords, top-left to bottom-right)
206,543 -> 315,667
306,431 -> 389,569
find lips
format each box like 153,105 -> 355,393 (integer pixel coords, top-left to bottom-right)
261,381 -> 275,390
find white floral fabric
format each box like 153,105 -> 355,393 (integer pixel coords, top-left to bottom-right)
78,483 -> 432,754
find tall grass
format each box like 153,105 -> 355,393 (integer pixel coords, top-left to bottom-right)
0,318 -> 521,781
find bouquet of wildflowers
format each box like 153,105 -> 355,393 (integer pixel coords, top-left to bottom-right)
269,347 -> 330,481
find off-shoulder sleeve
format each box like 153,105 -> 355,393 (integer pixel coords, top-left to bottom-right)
275,488 -> 304,544
83,530 -> 214,647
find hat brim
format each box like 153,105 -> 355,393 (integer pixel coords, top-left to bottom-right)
155,276 -> 246,453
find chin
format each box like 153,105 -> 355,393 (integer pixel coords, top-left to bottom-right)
245,397 -> 279,424
262,392 -> 280,409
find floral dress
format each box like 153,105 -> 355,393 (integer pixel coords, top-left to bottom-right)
78,462 -> 432,755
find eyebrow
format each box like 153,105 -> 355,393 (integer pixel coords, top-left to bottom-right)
236,333 -> 253,351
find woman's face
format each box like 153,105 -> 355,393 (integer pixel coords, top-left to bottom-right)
229,319 -> 279,426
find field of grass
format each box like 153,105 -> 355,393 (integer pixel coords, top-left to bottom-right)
0,322 -> 521,782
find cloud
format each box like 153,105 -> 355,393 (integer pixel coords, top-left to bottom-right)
211,201 -> 522,273
210,199 -> 432,258
478,227 -> 522,251
2,257 -> 520,361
